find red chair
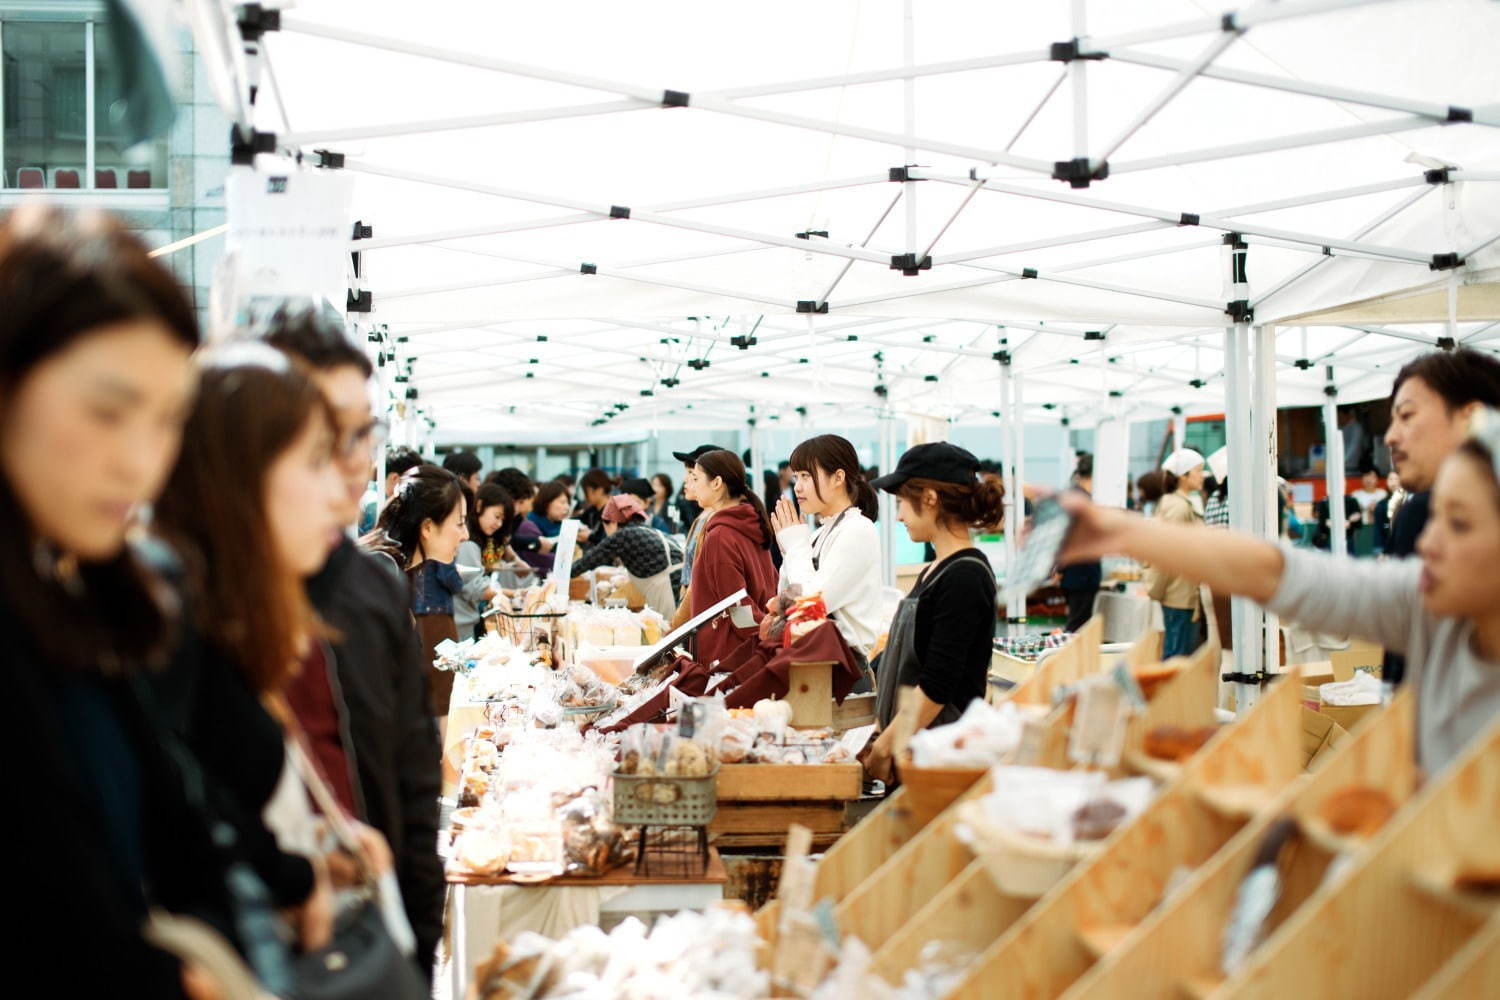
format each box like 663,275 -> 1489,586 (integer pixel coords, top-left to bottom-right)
95,169 -> 118,189
18,168 -> 44,189
53,169 -> 81,189
126,169 -> 151,189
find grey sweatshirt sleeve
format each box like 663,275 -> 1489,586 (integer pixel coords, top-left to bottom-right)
1265,545 -> 1423,655
456,540 -> 491,603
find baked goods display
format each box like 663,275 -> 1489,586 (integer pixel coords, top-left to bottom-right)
907,698 -> 1038,769
1316,786 -> 1398,837
471,908 -> 767,1000
1143,724 -> 1219,762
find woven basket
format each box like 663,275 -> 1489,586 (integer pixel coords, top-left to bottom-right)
957,800 -> 1101,898
612,767 -> 719,826
895,757 -> 988,828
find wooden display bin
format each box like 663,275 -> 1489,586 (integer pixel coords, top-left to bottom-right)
755,616 -> 1111,952
927,658 -> 1300,999
1064,688 -> 1419,1000
1214,711 -> 1500,999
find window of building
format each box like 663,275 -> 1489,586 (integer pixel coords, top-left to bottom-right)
2,13 -> 168,190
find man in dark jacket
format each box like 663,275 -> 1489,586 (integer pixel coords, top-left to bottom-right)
1059,454 -> 1102,632
265,311 -> 445,978
1380,348 -> 1500,685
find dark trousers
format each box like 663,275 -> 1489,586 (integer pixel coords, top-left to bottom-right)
1063,588 -> 1096,634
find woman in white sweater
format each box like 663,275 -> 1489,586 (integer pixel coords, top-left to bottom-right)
770,435 -> 885,670
1057,409 -> 1500,778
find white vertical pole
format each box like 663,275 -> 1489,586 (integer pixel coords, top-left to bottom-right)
1225,324 -> 1252,709
85,22 -> 97,188
1254,324 -> 1281,677
1059,416 -> 1075,489
1001,364 -> 1025,627
1322,369 -> 1347,557
902,0 -> 917,262
535,445 -> 547,479
878,408 -> 896,587
1071,0 -> 1089,162
1172,410 -> 1188,452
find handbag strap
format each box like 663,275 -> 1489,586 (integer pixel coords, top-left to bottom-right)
272,695 -> 376,887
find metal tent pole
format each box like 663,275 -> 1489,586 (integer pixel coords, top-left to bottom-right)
1322,367 -> 1348,558
1001,359 -> 1025,629
1254,324 -> 1282,681
878,407 -> 897,587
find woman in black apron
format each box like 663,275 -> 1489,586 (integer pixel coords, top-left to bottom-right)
862,443 -> 1004,784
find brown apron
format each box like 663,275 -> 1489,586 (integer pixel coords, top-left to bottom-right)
415,612 -> 459,717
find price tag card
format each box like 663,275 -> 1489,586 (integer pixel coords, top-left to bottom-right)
1068,677 -> 1131,767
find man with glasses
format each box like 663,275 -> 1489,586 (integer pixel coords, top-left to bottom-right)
263,310 -> 444,982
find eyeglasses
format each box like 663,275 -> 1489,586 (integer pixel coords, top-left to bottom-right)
339,417 -> 389,458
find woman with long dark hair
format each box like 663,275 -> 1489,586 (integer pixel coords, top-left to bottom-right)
156,346 -> 403,962
454,483 -> 511,638
862,443 -> 1003,783
650,472 -> 677,533
361,465 -> 468,719
689,449 -> 778,666
771,434 -> 884,667
512,479 -> 570,576
0,205 -> 238,997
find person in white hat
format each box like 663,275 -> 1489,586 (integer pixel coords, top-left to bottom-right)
1151,448 -> 1207,658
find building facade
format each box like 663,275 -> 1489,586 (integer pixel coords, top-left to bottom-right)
0,1 -> 228,318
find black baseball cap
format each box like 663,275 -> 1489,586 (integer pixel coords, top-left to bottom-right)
870,442 -> 982,492
619,476 -> 654,498
671,443 -> 718,464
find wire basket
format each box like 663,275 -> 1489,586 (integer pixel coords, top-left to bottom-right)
612,767 -> 719,827
490,608 -> 564,650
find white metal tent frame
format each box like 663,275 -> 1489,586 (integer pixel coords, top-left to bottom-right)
203,0 -> 1500,440
199,0 -> 1500,696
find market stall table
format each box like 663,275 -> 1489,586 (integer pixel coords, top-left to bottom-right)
446,848 -> 728,999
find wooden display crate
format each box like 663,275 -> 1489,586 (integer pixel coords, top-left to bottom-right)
717,763 -> 863,801
1064,688 -> 1418,1000
1214,711 -> 1500,999
756,619 -> 1119,959
930,663 -> 1301,999
1410,912 -> 1500,1000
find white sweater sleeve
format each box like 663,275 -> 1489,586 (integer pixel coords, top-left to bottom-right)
1265,544 -> 1422,655
776,515 -> 879,616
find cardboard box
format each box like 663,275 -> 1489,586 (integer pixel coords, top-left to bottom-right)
1318,701 -> 1379,733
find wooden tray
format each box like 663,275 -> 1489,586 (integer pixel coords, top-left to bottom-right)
717,763 -> 862,801
1214,712 -> 1500,999
934,669 -> 1303,999
1065,688 -> 1419,1000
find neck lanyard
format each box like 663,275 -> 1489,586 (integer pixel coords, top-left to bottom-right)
811,507 -> 852,572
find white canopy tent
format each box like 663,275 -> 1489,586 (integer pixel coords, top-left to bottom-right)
192,0 -> 1500,693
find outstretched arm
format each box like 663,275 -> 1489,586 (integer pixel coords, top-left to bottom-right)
1057,494 -> 1284,602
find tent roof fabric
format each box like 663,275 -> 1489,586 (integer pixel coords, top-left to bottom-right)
198,0 -> 1500,436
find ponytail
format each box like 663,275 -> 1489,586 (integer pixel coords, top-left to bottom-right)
695,448 -> 776,550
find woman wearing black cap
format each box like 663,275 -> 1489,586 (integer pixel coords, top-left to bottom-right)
862,443 -> 1003,783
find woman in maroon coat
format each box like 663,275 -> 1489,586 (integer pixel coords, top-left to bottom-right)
689,449 -> 779,667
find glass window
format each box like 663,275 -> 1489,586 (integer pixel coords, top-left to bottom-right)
3,20 -> 86,188
2,17 -> 168,189
92,20 -> 166,189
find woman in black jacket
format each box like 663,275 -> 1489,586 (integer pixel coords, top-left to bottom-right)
0,206 -> 238,997
266,308 -> 446,978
